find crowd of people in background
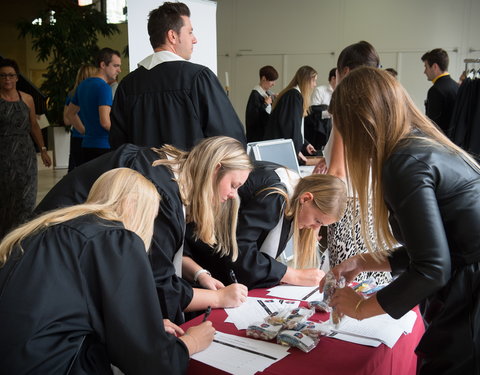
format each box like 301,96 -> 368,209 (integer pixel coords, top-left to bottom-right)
0,1 -> 478,374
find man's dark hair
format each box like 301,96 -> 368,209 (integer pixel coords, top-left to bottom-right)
0,58 -> 20,74
259,65 -> 279,81
148,2 -> 191,49
337,41 -> 380,72
421,48 -> 449,72
328,68 -> 336,81
95,47 -> 121,68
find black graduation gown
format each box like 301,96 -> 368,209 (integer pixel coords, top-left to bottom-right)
245,90 -> 270,143
448,77 -> 480,160
304,104 -> 332,150
110,61 -> 246,150
185,161 -> 291,289
264,89 -> 308,155
0,215 -> 189,375
425,74 -> 459,135
376,137 -> 480,374
35,144 -> 193,324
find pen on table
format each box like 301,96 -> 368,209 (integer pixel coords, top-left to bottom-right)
202,306 -> 211,322
229,269 -> 238,284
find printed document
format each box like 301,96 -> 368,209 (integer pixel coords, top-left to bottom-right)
191,331 -> 290,375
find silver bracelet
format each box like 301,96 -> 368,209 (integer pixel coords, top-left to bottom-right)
193,269 -> 211,283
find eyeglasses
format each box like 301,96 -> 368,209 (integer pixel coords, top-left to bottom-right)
0,73 -> 17,79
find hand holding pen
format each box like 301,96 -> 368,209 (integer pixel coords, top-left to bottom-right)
202,306 -> 212,322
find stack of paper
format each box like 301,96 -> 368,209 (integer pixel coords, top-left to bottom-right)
192,331 -> 290,375
323,311 -> 417,348
266,285 -> 323,301
225,297 -> 300,330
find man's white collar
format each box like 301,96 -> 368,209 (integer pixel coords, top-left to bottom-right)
138,50 -> 186,70
254,85 -> 268,97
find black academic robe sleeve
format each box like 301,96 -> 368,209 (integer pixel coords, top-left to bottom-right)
426,86 -> 446,132
109,81 -> 131,148
191,68 -> 246,145
233,185 -> 288,288
128,151 -> 194,324
265,89 -> 304,154
376,153 -> 451,319
82,225 -> 189,374
245,90 -> 269,143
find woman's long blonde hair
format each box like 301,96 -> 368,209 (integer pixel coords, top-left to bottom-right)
152,136 -> 252,261
269,174 -> 347,268
69,64 -> 97,96
330,66 -> 479,255
0,168 -> 160,266
273,65 -> 317,116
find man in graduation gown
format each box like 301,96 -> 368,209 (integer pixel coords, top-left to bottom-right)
421,48 -> 459,136
109,2 -> 246,150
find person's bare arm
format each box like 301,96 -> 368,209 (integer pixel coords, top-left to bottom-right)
184,284 -> 248,312
23,92 -> 51,167
65,103 -> 85,134
98,105 -> 111,131
326,127 -> 347,180
281,267 -> 325,286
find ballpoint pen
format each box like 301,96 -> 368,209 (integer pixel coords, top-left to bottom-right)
229,269 -> 238,284
202,306 -> 211,322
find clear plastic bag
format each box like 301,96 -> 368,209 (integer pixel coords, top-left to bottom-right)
246,322 -> 283,341
322,271 -> 346,326
277,329 -> 319,353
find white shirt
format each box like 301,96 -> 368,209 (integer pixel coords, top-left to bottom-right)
258,167 -> 300,258
253,85 -> 272,114
311,84 -> 334,106
138,50 -> 185,70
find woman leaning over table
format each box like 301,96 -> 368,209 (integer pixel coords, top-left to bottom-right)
0,58 -> 51,238
36,136 -> 251,325
0,168 -> 214,374
324,67 -> 480,375
186,160 -> 347,289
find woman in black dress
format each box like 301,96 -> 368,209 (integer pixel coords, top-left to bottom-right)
0,168 -> 214,374
0,58 -> 51,238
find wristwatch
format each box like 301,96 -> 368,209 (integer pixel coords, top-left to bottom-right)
41,146 -> 47,152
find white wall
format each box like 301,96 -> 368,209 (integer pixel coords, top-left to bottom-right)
127,0 -> 217,73
216,0 -> 480,124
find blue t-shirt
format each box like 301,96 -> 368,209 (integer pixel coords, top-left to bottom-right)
72,77 -> 112,149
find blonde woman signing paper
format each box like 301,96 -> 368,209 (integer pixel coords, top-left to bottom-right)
36,136 -> 252,324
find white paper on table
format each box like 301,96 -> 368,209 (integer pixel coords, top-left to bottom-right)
225,297 -> 300,330
266,285 -> 323,301
191,331 -> 290,375
328,331 -> 382,347
324,310 -> 417,348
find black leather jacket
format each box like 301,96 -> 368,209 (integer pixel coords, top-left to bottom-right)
376,136 -> 480,319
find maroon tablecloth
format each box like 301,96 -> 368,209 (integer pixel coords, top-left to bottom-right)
182,288 -> 425,375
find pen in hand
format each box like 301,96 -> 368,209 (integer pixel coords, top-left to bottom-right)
202,306 -> 211,322
229,269 -> 238,284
